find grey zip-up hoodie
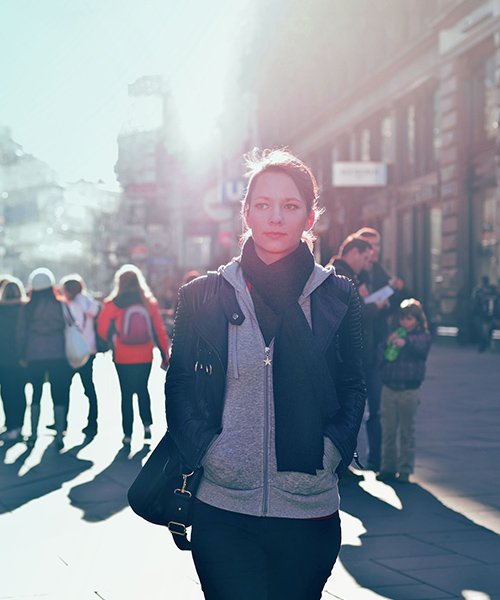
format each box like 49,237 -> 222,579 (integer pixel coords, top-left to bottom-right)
196,260 -> 343,519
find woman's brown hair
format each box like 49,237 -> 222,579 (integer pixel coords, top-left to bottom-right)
106,264 -> 153,304
240,147 -> 323,249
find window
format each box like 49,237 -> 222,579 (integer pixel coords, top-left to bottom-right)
429,206 -> 443,295
484,55 -> 498,139
349,133 -> 357,160
470,53 -> 498,143
381,116 -> 395,163
477,189 -> 498,283
432,89 -> 442,162
407,105 -> 416,165
360,128 -> 371,161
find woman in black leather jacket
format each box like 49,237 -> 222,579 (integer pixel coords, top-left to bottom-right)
165,148 -> 366,600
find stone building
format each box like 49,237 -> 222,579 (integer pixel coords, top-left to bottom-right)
240,0 -> 500,337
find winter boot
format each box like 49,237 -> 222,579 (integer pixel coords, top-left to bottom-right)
53,406 -> 67,449
28,404 -> 41,446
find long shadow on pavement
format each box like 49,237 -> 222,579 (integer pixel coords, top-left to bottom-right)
0,437 -> 93,514
68,443 -> 150,521
339,477 -> 500,599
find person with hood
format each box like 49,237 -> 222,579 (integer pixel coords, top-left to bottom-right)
17,268 -> 73,448
0,277 -> 28,441
97,265 -> 169,444
165,148 -> 366,600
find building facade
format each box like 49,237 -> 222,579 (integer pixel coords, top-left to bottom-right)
241,0 -> 500,337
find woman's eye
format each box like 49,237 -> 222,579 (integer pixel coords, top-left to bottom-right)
255,203 -> 268,209
285,203 -> 299,210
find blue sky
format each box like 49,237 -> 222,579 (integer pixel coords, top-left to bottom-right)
0,0 -> 250,184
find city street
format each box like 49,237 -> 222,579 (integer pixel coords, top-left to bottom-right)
1,343 -> 499,600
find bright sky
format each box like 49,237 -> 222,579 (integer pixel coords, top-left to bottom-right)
0,0 -> 251,185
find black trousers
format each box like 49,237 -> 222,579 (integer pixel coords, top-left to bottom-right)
28,358 -> 73,410
114,362 -> 152,437
0,365 -> 27,430
73,354 -> 98,426
191,502 -> 341,600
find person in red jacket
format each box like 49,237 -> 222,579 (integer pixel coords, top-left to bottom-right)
98,264 -> 169,444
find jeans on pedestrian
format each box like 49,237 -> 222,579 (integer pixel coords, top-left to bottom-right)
380,385 -> 420,475
191,502 -> 341,600
0,365 -> 27,430
115,362 -> 152,437
363,365 -> 383,466
74,354 -> 98,426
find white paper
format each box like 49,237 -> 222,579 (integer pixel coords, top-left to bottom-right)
364,284 -> 394,304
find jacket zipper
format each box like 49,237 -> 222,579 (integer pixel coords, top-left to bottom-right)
262,344 -> 272,516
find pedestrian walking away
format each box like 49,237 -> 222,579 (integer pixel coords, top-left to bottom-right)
98,264 -> 169,445
165,148 -> 367,600
61,274 -> 101,437
0,277 -> 29,442
17,268 -> 74,449
376,298 -> 432,483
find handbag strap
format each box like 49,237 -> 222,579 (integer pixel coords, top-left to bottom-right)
62,302 -> 85,333
165,273 -> 220,551
168,468 -> 203,550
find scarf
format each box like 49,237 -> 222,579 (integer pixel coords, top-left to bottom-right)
241,238 -> 337,474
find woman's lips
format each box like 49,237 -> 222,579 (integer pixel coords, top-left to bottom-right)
264,232 -> 285,238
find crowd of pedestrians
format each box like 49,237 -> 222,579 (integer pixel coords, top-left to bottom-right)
0,264 -> 169,448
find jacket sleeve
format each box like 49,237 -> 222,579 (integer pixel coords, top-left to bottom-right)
97,301 -> 114,342
81,294 -> 100,319
405,331 -> 432,360
149,299 -> 169,361
164,285 -> 220,471
324,284 -> 367,474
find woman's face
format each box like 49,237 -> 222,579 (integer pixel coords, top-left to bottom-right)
245,171 -> 314,265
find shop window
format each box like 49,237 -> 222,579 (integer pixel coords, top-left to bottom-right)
475,189 -> 498,283
429,206 -> 443,295
381,116 -> 395,164
360,128 -> 371,161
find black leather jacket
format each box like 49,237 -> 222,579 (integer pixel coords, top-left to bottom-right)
165,269 -> 367,475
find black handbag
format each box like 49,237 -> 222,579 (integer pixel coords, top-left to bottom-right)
128,431 -> 202,550
128,272 -> 221,550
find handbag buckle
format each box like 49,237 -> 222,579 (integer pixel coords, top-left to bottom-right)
168,521 -> 187,536
174,471 -> 195,497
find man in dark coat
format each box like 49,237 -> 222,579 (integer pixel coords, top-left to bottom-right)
329,236 -> 387,471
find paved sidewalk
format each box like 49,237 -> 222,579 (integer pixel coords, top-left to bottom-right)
331,341 -> 500,600
0,344 -> 499,599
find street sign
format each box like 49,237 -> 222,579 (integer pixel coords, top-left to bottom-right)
222,180 -> 246,204
332,162 -> 387,187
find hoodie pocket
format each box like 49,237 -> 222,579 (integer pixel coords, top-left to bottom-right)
201,427 -> 263,491
273,437 -> 340,496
